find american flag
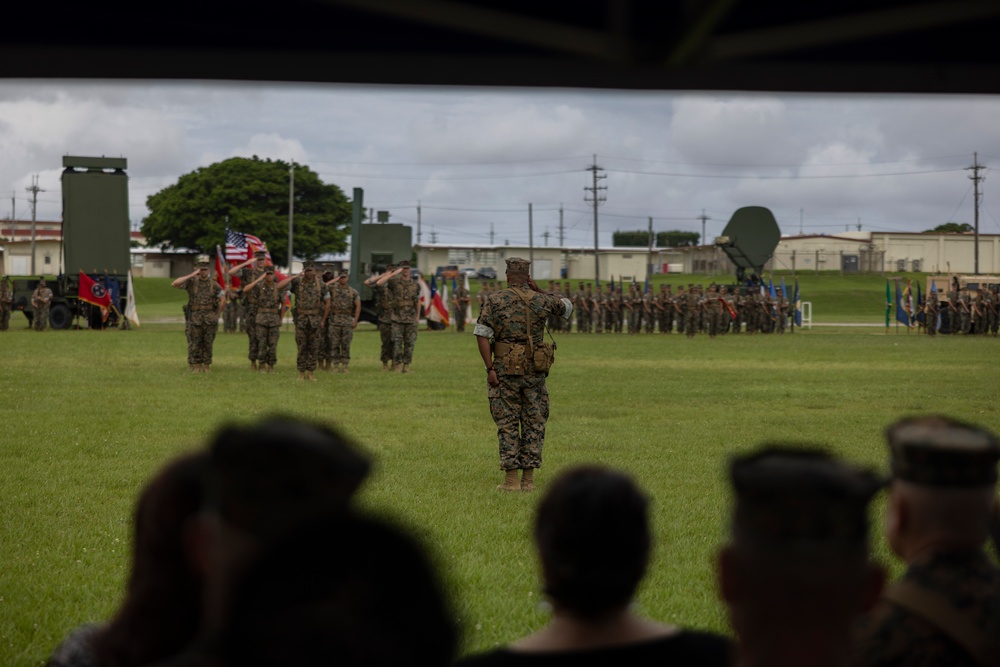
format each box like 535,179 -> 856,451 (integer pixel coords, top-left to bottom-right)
225,229 -> 271,263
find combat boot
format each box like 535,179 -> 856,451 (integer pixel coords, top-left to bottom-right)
202,364 -> 211,373
382,361 -> 389,372
401,364 -> 410,374
394,363 -> 403,373
341,363 -> 349,374
251,360 -> 257,371
497,469 -> 521,492
266,364 -> 274,374
188,364 -> 197,372
520,469 -> 536,492
307,370 -> 317,381
297,371 -> 307,380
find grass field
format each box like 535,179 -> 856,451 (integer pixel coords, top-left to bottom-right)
2,274 -> 997,666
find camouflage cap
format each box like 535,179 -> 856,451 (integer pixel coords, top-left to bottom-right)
399,260 -> 411,268
322,263 -> 334,273
730,447 -> 884,549
197,259 -> 211,269
303,260 -> 316,271
338,270 -> 349,279
264,265 -> 275,274
254,250 -> 267,259
386,263 -> 398,271
505,257 -> 530,274
887,416 -> 1000,487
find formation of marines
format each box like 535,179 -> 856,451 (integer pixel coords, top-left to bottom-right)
477,280 -> 795,338
924,283 -> 1000,336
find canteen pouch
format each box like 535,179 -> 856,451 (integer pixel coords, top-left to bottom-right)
499,342 -> 530,376
533,342 -> 555,372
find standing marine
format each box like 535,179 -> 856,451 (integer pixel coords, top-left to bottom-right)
377,260 -> 420,373
452,280 -> 471,333
31,279 -> 53,331
365,263 -> 397,371
326,270 -> 360,373
0,276 -> 12,330
229,250 -> 268,370
172,259 -> 225,372
852,416 -> 1000,666
278,260 -> 330,381
475,257 -> 572,492
243,265 -> 282,372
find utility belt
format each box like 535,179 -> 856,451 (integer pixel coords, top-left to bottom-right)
258,307 -> 279,314
297,309 -> 319,315
493,340 -> 555,375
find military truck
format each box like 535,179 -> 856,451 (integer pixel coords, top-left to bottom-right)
10,156 -> 131,329
344,189 -> 414,324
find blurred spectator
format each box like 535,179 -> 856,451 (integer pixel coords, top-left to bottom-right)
852,416 -> 1000,666
47,452 -> 207,667
457,466 -> 731,667
718,447 -> 885,667
216,512 -> 457,667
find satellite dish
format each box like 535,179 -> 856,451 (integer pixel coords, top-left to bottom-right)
714,206 -> 781,281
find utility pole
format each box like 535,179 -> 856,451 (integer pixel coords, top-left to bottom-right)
430,227 -> 438,244
543,229 -> 550,246
697,210 -> 709,246
799,208 -> 804,235
528,203 -> 534,270
558,204 -> 565,246
857,217 -> 862,232
287,165 -> 295,272
646,216 -> 654,285
27,176 -> 43,275
417,201 -> 422,244
584,155 -> 606,284
489,222 -> 495,245
966,152 -> 985,274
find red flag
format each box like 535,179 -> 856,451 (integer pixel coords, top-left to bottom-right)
78,272 -> 112,322
215,245 -> 229,288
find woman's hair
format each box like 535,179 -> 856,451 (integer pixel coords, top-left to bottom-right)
92,452 -> 207,667
535,466 -> 651,618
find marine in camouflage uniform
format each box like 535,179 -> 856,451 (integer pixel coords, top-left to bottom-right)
774,288 -> 789,334
377,261 -> 420,372
722,447 -> 884,667
244,266 -> 282,371
31,280 -> 53,331
989,285 -> 1000,336
452,282 -> 471,332
0,276 -> 13,330
656,285 -> 672,333
574,283 -> 588,333
684,286 -> 700,338
957,287 -> 972,334
279,261 -> 330,381
853,416 -> 1000,667
642,288 -> 655,333
601,283 -> 615,334
223,284 -> 241,333
318,264 -> 337,369
475,257 -> 572,492
326,271 -> 360,372
172,260 -> 224,372
592,284 -> 604,334
230,251 -> 268,369
923,289 -> 940,336
365,264 -> 397,370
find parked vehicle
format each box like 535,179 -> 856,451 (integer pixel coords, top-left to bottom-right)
460,267 -> 478,277
477,267 -> 497,280
436,265 -> 461,280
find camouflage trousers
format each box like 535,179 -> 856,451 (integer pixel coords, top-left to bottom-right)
320,321 -> 334,362
489,373 -> 549,471
453,307 -> 466,332
223,303 -> 239,332
254,320 -> 280,365
295,315 -> 323,372
330,325 -> 354,363
187,311 -> 218,365
244,307 -> 259,361
33,306 -> 49,331
0,303 -> 10,330
378,321 -> 393,363
391,321 -> 417,365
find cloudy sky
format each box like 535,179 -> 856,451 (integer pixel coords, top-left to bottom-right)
2,80 -> 1000,248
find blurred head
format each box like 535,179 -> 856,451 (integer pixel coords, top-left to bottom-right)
535,467 -> 650,619
94,452 -> 207,666
218,512 -> 457,667
718,447 -> 884,663
884,415 -> 1000,559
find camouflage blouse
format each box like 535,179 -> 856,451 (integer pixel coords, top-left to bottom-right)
329,283 -> 360,326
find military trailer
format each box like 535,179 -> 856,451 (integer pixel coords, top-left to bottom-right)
11,156 -> 131,329
351,222 -> 413,324
714,206 -> 782,286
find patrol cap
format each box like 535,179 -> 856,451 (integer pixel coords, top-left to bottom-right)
254,250 -> 267,259
399,260 -> 411,268
505,257 -> 530,274
730,447 -> 884,549
338,270 -> 349,279
197,259 -> 211,269
887,416 -> 1000,487
386,263 -> 397,271
264,265 -> 275,274
303,260 -> 316,271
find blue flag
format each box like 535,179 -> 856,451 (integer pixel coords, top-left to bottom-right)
768,277 -> 776,300
793,279 -> 802,326
915,282 -> 924,324
895,281 -> 910,326
931,281 -> 941,331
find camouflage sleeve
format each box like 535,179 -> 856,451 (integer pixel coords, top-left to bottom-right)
474,296 -> 494,338
557,296 -> 573,320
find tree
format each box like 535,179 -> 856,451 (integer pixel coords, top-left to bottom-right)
141,156 -> 351,266
612,231 -> 652,246
656,230 -> 700,247
924,222 -> 973,233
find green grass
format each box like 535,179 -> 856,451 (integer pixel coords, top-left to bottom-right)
2,287 -> 998,665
